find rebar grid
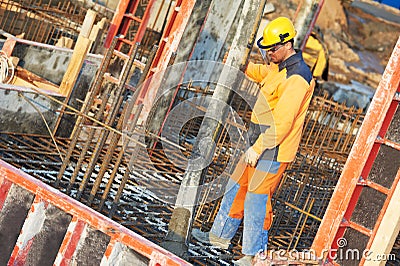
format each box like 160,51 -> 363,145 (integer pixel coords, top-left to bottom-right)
0,68 -> 374,265
0,131 -> 175,240
0,0 -> 167,58
301,94 -> 365,156
0,2 -> 397,259
0,91 -> 399,265
266,94 -> 365,252
269,151 -> 343,250
142,80 -> 364,265
54,36 -> 148,213
0,0 -> 97,45
155,87 -> 372,264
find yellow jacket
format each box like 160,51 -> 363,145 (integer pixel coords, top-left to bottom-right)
245,52 -> 315,162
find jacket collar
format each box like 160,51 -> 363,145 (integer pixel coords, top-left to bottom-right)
278,50 -> 303,72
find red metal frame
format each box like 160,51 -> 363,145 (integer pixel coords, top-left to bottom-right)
0,159 -> 190,265
104,0 -> 130,48
148,0 -> 184,79
137,0 -> 197,122
104,0 -> 156,55
118,0 -> 142,40
360,170 -> 400,265
299,0 -> 325,51
311,37 -> 400,264
57,218 -> 86,265
9,196 -> 50,265
0,178 -> 12,211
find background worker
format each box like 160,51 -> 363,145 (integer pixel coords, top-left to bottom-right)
192,17 -> 315,265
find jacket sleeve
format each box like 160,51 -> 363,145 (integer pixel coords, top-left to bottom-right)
252,75 -> 309,154
245,62 -> 268,83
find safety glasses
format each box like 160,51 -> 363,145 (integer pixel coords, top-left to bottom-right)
266,44 -> 284,53
257,37 -> 285,64
257,37 -> 284,52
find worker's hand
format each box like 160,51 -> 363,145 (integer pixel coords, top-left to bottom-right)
244,147 -> 260,167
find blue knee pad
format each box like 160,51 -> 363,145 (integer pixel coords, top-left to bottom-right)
242,192 -> 269,255
211,179 -> 242,240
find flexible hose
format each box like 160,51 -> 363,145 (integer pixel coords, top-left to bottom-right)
0,50 -> 15,84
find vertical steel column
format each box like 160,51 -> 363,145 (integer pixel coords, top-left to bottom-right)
162,0 -> 267,257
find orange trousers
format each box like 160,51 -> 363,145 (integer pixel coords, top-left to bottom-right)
228,159 -> 288,230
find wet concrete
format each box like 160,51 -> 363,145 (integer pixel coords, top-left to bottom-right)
0,89 -> 63,135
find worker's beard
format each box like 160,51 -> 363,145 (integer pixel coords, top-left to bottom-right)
269,55 -> 279,64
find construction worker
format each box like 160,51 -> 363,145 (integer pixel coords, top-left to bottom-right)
303,30 -> 329,81
192,17 -> 315,265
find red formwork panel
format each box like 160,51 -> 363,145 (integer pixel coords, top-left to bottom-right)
0,159 -> 191,266
311,37 -> 400,265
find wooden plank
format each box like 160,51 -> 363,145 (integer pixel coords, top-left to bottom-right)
1,37 -> 17,57
12,66 -> 59,92
88,17 -> 107,52
59,9 -> 97,96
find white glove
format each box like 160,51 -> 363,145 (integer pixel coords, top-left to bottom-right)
245,147 -> 260,167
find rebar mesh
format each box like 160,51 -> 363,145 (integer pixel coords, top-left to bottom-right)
0,0 -> 97,46
0,0 -> 167,58
1,2 -> 400,264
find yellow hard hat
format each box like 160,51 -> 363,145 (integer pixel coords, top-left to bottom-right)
257,17 -> 297,49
